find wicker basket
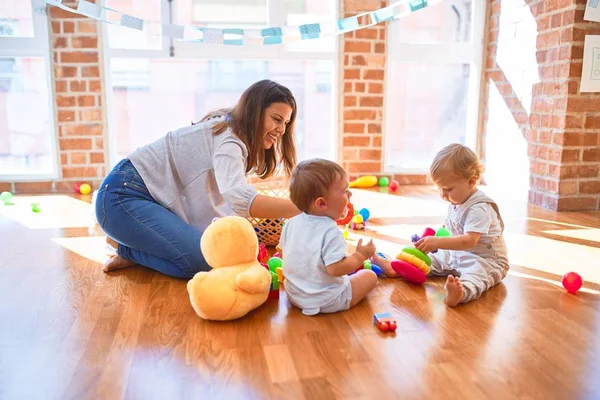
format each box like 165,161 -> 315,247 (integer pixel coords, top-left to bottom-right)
248,180 -> 289,247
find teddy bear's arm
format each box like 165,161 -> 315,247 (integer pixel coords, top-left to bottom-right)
235,265 -> 271,294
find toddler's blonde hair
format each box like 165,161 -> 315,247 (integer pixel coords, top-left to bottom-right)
430,143 -> 484,183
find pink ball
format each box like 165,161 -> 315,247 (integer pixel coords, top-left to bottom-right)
562,272 -> 583,294
389,180 -> 399,191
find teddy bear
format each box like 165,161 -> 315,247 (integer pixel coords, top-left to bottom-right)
187,216 -> 272,321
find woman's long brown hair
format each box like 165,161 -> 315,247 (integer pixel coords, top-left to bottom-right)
197,80 -> 297,179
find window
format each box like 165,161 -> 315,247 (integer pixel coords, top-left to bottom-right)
104,0 -> 338,164
383,0 -> 485,172
0,0 -> 57,178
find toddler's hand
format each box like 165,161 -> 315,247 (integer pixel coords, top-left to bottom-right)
415,236 -> 439,254
356,238 -> 376,259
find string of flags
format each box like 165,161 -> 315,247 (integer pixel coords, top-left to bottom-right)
44,0 -> 443,46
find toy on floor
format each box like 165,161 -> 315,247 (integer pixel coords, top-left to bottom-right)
31,203 -> 41,213
337,202 -> 355,226
349,175 -> 378,188
562,272 -> 583,294
187,216 -> 272,321
1,191 -> 13,205
374,312 -> 397,332
392,246 -> 431,285
349,214 -> 366,230
411,226 -> 451,254
378,176 -> 389,187
352,259 -> 383,276
389,180 -> 399,192
77,183 -> 92,195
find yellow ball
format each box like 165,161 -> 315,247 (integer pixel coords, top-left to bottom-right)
343,230 -> 349,239
79,183 -> 92,195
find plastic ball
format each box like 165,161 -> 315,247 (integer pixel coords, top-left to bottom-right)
359,208 -> 370,222
379,321 -> 389,332
267,257 -> 283,272
363,260 -> 372,270
562,272 -> 583,294
378,177 -> 389,187
73,183 -> 82,193
436,226 -> 451,237
31,203 -> 41,213
79,183 -> 92,195
0,191 -> 13,204
388,321 -> 397,332
342,230 -> 349,239
389,180 -> 399,191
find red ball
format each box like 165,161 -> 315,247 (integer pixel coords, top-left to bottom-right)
73,183 -> 81,193
562,272 -> 583,294
389,180 -> 399,191
378,321 -> 389,332
388,321 -> 397,332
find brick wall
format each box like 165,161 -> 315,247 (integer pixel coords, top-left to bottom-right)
0,1 -> 106,194
483,0 -> 600,211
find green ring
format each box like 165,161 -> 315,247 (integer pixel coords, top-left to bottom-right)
402,247 -> 431,266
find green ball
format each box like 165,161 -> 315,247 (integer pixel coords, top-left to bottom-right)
267,257 -> 283,272
363,260 -> 372,270
378,177 -> 389,187
31,203 -> 41,213
0,191 -> 13,204
436,227 -> 451,237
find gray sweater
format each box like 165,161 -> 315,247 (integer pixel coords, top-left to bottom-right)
128,115 -> 258,232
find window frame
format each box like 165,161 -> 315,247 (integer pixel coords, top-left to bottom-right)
382,0 -> 487,174
101,0 -> 339,167
0,0 -> 59,180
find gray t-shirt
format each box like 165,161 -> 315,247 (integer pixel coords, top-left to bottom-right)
128,115 -> 258,232
280,213 -> 349,311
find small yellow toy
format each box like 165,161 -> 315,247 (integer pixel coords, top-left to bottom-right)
187,216 -> 272,321
349,175 -> 378,188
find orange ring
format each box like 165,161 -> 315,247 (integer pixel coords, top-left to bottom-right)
337,202 -> 355,226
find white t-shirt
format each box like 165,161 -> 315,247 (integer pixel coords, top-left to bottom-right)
279,213 -> 349,311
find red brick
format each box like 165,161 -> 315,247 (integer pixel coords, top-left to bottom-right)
368,124 -> 381,134
351,55 -> 367,66
55,81 -> 68,93
59,138 -> 93,151
343,136 -> 370,147
344,123 -> 365,134
374,43 -> 385,53
77,96 -> 95,107
347,162 -> 381,173
565,115 -> 584,128
49,7 -> 82,18
567,98 -> 600,113
345,41 -> 370,52
355,29 -> 378,40
53,37 -> 68,48
79,109 -> 102,122
344,82 -> 352,92
359,149 -> 382,160
394,175 -> 428,185
363,69 -> 384,80
557,197 -> 599,211
63,21 -> 75,33
56,95 -> 76,108
579,165 -> 600,178
14,182 -> 53,193
61,166 -> 100,179
559,181 -> 578,195
583,148 -> 600,162
89,80 -> 102,92
71,37 -> 98,49
550,13 -> 562,28
579,181 -> 600,194
70,152 -> 87,164
69,80 -> 87,92
372,136 -> 382,147
368,82 -> 383,94
344,69 -> 360,79
359,96 -> 383,107
355,82 -> 365,92
562,149 -> 580,162
77,21 -> 98,34
343,55 -> 349,66
51,21 -> 60,34
569,62 -> 583,79
58,110 -> 76,122
344,95 -> 357,107
343,148 -> 360,161
60,52 -> 98,63
344,109 -> 377,120
585,116 -> 600,129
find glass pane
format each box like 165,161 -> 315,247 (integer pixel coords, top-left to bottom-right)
108,58 -> 334,162
106,0 -> 162,50
0,57 -> 55,176
0,0 -> 34,37
390,0 -> 472,44
285,0 -> 336,52
385,62 -> 470,171
179,0 -> 267,27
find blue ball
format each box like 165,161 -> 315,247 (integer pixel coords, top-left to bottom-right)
359,208 -> 370,221
371,265 -> 383,276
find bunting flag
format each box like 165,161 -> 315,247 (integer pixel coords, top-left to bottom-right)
44,0 -> 443,46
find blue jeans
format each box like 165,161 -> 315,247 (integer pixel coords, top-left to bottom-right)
95,159 -> 210,279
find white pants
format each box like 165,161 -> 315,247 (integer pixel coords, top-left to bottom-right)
430,250 -> 508,303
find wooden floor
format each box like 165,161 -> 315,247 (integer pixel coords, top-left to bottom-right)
1,186 -> 599,400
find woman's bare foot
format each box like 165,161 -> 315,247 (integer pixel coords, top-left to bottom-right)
371,253 -> 398,278
444,275 -> 464,307
103,255 -> 137,272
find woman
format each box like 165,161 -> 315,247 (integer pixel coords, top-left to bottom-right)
95,80 -> 301,278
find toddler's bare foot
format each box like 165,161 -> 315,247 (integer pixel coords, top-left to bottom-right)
444,275 -> 464,307
371,253 -> 397,278
103,255 -> 137,272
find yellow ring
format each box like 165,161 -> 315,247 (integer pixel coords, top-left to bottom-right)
396,252 -> 431,274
